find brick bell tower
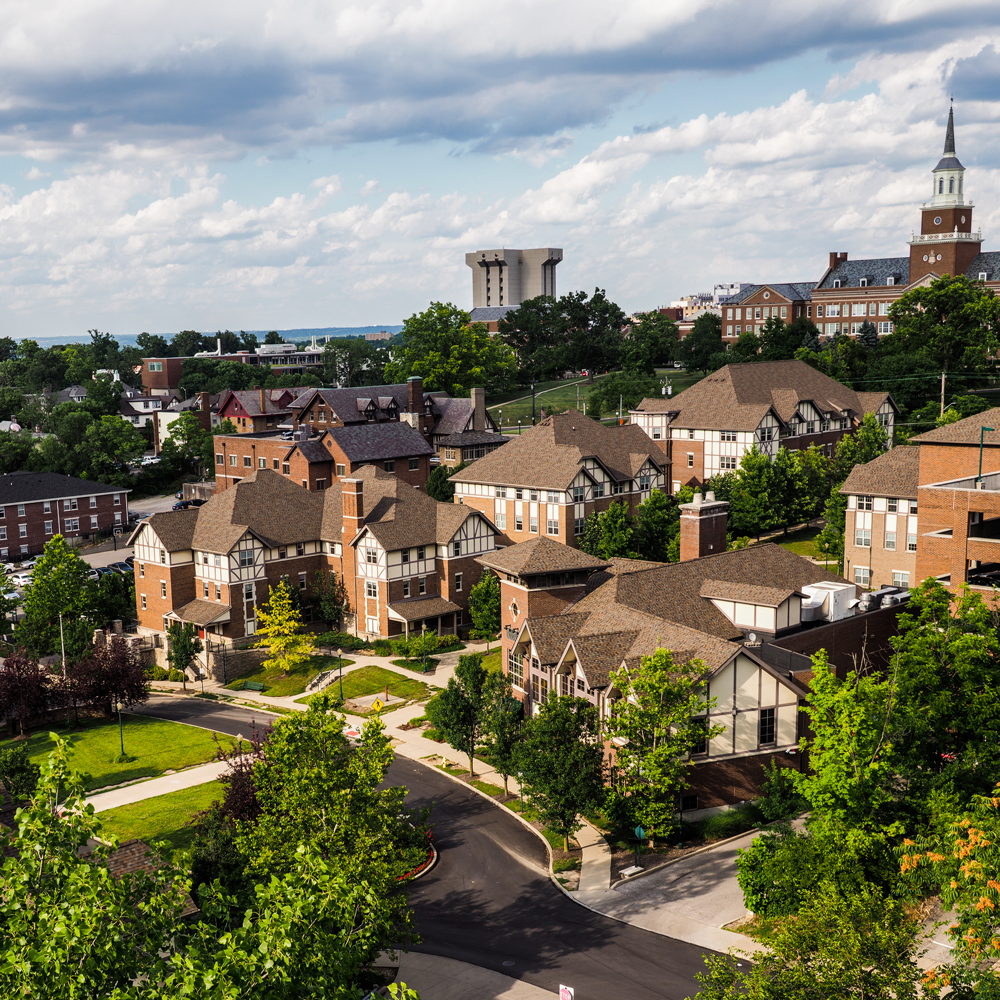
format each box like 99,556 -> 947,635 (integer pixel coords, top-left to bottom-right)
909,104 -> 982,283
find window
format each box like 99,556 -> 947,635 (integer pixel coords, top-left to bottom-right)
63,500 -> 76,512
720,456 -> 737,470
40,502 -> 48,514
365,616 -> 379,633
228,454 -> 238,467
141,594 -> 147,610
336,464 -> 346,477
418,577 -> 426,595
515,515 -> 523,531
384,460 -> 395,473
687,453 -> 694,468
832,279 -> 841,288
45,521 -> 53,534
215,453 -> 224,466
239,549 -> 253,567
296,542 -> 304,557
529,489 -> 538,502
409,457 -> 419,471
242,456 -> 251,468
529,516 -> 538,533
161,582 -> 167,598
547,516 -> 559,535
366,581 -> 377,598
282,463 -> 290,474
148,361 -> 162,372
531,675 -> 540,702
652,428 -> 661,439
692,718 -> 709,755
91,515 -> 98,529
638,475 -> 650,492
893,571 -> 910,588
203,582 -> 209,598
114,513 -> 122,525
907,534 -> 917,552
455,573 -> 462,592
887,498 -> 898,513
417,546 -> 425,560
780,306 -> 787,318
139,564 -> 144,577
495,513 -> 506,529
257,457 -> 266,469
89,496 -> 97,508
215,583 -> 221,600
160,548 -> 166,564
720,430 -> 736,442
515,488 -> 523,500
857,495 -> 873,511
572,486 -> 584,503
507,648 -> 523,688
760,427 -> 774,442
855,566 -> 871,586
298,572 -> 306,590
759,708 -> 776,745
877,321 -> 894,335
855,529 -> 871,547
366,548 -> 377,564
754,306 -> 761,319
884,531 -> 896,550
244,583 -> 253,600
859,278 -> 868,288
402,580 -> 411,598
574,517 -> 585,535
19,524 -> 27,538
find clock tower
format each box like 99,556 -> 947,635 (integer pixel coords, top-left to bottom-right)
909,105 -> 982,283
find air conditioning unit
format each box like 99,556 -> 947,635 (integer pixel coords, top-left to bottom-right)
800,581 -> 857,622
857,585 -> 901,612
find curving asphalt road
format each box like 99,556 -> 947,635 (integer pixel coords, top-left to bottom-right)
136,695 -> 711,1000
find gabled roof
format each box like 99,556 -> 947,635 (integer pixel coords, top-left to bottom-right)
171,598 -> 231,626
133,509 -> 199,551
450,413 -> 664,490
699,580 -> 804,606
437,430 -> 507,447
722,282 -> 816,304
293,384 -> 416,423
323,422 -> 435,462
388,596 -> 463,622
0,471 -> 129,505
910,408 -> 1000,446
839,445 -> 920,499
219,388 -> 311,417
469,306 -> 518,323
478,536 -> 608,577
966,252 -> 1000,281
815,256 -> 909,290
634,359 -> 894,429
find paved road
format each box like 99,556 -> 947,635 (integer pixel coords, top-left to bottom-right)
138,696 -> 711,1000
128,694 -> 279,741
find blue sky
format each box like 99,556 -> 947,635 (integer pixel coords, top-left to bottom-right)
2,1 -> 1000,338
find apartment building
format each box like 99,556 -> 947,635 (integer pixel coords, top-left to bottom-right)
841,446 -> 920,591
129,466 -> 497,641
631,360 -> 896,490
450,413 -> 668,548
216,387 -> 312,433
485,501 -> 896,815
213,422 -> 435,493
0,472 -> 130,561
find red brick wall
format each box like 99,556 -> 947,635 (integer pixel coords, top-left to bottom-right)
685,750 -> 803,811
0,490 -> 129,559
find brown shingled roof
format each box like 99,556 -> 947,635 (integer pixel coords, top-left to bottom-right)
172,598 -> 231,626
477,537 -> 609,576
634,359 -> 895,432
450,412 -> 664,490
134,509 -> 199,551
839,445 -> 920,499
388,596 -> 463,621
699,580 -> 804,606
910,408 -> 1000,445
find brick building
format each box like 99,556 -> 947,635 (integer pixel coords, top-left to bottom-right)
718,282 -> 815,346
841,446 -> 920,591
484,502 -> 874,815
450,412 -> 668,548
129,466 -> 497,642
213,422 -> 436,493
216,387 -> 312,433
0,471 -> 130,562
631,359 -> 896,491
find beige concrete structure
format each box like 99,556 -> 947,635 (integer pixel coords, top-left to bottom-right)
465,247 -> 563,308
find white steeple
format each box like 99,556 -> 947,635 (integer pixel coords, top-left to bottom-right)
931,103 -> 965,208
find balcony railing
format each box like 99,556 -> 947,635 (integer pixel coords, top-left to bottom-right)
909,230 -> 982,244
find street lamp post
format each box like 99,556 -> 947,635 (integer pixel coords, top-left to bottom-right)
517,419 -> 521,436
338,647 -> 344,702
531,384 -> 536,425
978,426 -> 995,485
116,701 -> 125,758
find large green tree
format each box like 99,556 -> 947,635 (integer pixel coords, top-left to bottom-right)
557,288 -> 626,383
426,653 -> 491,774
676,312 -> 724,374
385,301 -> 517,396
578,499 -> 637,559
496,295 -> 565,384
622,311 -> 678,373
516,696 -> 605,850
322,337 -> 389,387
482,669 -> 523,793
586,369 -> 662,418
467,571 -> 501,646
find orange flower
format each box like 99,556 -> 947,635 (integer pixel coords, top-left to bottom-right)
928,852 -> 945,862
977,896 -> 995,912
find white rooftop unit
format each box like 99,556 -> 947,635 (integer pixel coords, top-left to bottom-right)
800,581 -> 856,623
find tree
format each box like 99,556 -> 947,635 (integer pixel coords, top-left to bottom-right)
385,301 -> 517,397
0,743 -> 40,799
622,311 -> 678,373
89,569 -> 136,629
771,445 -> 809,534
758,315 -> 807,361
82,372 -> 123,417
166,621 -> 202,692
467,571 -> 500,647
16,535 -> 94,658
0,649 -> 48,737
307,569 -> 352,630
264,330 -> 283,345
426,653 -> 491,775
728,446 -> 781,538
586,369 -> 661,418
425,461 -> 468,502
160,409 -> 212,472
172,329 -> 208,356
633,489 -> 678,562
517,696 -> 605,851
136,331 -> 172,357
557,288 -> 626,383
605,648 -> 722,846
483,670 -> 523,793
255,581 -> 315,677
322,337 -> 389,387
78,634 -> 149,715
496,295 -> 564,384
832,411 -> 889,482
676,312 -> 724,374
857,320 -> 880,350
81,416 -> 146,484
0,430 -> 32,474
578,500 -> 637,559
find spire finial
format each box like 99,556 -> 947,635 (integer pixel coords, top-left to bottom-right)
944,103 -> 956,156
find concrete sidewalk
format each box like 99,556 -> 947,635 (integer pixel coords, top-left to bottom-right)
389,953 -> 555,999
85,760 -> 229,813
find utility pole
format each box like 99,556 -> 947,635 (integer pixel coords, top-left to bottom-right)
941,370 -> 947,416
531,384 -> 536,425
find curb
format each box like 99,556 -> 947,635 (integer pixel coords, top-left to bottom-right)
404,841 -> 439,882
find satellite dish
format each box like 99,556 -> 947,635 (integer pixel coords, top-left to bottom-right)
748,632 -> 757,643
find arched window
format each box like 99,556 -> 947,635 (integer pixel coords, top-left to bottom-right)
939,178 -> 944,194
949,177 -> 955,193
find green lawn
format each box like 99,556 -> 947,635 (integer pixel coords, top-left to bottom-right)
12,716 -> 222,792
481,651 -> 502,673
295,665 -> 437,710
225,654 -> 353,698
779,525 -> 839,567
99,779 -> 224,852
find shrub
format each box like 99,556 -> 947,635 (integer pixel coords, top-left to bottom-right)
736,824 -> 821,917
698,803 -> 764,842
371,639 -> 393,656
758,759 -> 804,822
0,744 -> 40,799
168,669 -> 186,682
314,631 -> 366,651
148,666 -> 170,681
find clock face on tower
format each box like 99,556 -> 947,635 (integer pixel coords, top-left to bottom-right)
934,216 -> 942,224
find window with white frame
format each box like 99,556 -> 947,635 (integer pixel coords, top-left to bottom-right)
365,616 -> 379,633
907,534 -> 917,552
515,515 -> 523,531
720,456 -> 737,470
90,496 -> 97,508
529,516 -> 538,533
720,430 -> 736,442
141,594 -> 147,610
593,483 -> 605,498
495,513 -> 506,529
687,454 -> 694,468
855,566 -> 871,586
855,528 -> 871,547
418,577 -> 426,594
160,581 -> 167,598
454,573 -> 462,592
91,516 -> 98,529
574,517 -> 585,535
19,524 -> 27,538
857,495 -> 873,511
365,581 -> 377,598
885,531 -> 896,550
893,571 -> 910,588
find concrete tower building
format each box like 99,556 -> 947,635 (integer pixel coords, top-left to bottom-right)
465,248 -> 563,308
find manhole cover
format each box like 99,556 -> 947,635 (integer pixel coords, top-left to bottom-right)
502,961 -> 515,967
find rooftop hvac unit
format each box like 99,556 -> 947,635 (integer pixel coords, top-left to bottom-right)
800,581 -> 857,622
857,586 -> 902,612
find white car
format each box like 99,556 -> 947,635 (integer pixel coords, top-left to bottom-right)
8,572 -> 32,588
141,455 -> 161,466
2,590 -> 19,604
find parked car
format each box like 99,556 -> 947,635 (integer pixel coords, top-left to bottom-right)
124,556 -> 135,568
94,566 -> 116,579
172,501 -> 192,511
85,568 -> 99,582
110,561 -> 133,575
18,558 -> 40,570
3,589 -> 20,604
175,491 -> 185,499
189,498 -> 207,507
8,572 -> 32,588
140,456 -> 160,466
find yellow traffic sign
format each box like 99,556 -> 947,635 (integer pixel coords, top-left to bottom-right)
371,698 -> 384,713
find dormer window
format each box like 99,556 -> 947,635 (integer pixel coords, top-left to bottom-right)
980,272 -> 990,282
887,276 -> 895,286
832,279 -> 842,288
859,278 -> 867,287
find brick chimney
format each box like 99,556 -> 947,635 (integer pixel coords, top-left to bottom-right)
259,386 -> 267,415
828,251 -> 848,270
679,491 -> 729,562
471,387 -> 486,432
407,376 -> 423,414
342,479 -> 364,539
197,391 -> 211,432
